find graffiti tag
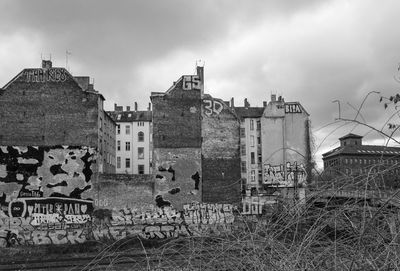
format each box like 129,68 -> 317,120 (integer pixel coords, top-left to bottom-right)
203,99 -> 223,117
182,75 -> 201,90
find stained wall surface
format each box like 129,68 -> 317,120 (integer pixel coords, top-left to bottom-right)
201,95 -> 241,204
261,101 -> 311,187
0,67 -> 100,147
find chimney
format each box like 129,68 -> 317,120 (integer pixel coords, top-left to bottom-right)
148,103 -> 151,111
42,60 -> 52,69
126,106 -> 131,111
134,102 -> 138,111
244,98 -> 250,108
230,97 -> 234,108
263,101 -> 267,107
271,94 -> 276,102
114,103 -> 117,111
196,65 -> 204,95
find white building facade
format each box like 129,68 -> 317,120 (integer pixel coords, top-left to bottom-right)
109,104 -> 152,174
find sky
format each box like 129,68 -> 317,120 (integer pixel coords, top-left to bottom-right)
1,0 -> 400,168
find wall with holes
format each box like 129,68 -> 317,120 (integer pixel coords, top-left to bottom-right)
201,95 -> 241,204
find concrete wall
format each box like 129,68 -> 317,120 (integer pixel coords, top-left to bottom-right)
201,95 -> 241,204
261,101 -> 310,187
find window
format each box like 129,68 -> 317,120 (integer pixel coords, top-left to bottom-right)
250,120 -> 254,131
126,142 -> 130,151
138,165 -> 145,174
126,125 -> 130,135
240,128 -> 245,138
258,170 -> 262,181
117,140 -> 121,151
251,152 -> 255,164
99,117 -> 102,131
256,120 -> 261,130
137,122 -> 144,126
125,158 -> 130,168
138,132 -> 144,142
250,136 -> 255,147
251,170 -> 256,182
257,136 -> 261,145
138,147 -> 144,159
241,145 -> 246,156
117,157 -> 121,169
117,125 -> 120,135
241,161 -> 247,173
258,153 -> 262,163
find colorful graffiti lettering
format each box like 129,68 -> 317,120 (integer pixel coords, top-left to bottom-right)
0,203 -> 235,247
264,162 -> 307,187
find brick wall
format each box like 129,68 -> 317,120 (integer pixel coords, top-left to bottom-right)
201,96 -> 241,204
0,68 -> 99,147
151,78 -> 202,148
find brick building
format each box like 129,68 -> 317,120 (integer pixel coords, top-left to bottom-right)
322,133 -> 400,187
108,103 -> 152,174
0,60 -> 115,213
234,95 -> 312,214
150,66 -> 241,209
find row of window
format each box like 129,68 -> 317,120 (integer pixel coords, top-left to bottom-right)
116,143 -> 145,158
116,157 -> 145,174
325,157 -> 399,167
343,168 -> 400,175
117,124 -> 146,135
249,120 -> 261,131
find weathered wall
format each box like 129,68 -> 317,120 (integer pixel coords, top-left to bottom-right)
153,148 -> 201,210
0,68 -> 99,147
151,76 -> 202,149
201,95 -> 241,204
0,203 -> 235,246
261,101 -> 310,187
0,146 -> 96,209
89,174 -> 155,211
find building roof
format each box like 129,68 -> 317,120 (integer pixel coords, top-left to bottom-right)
322,144 -> 400,159
108,111 -> 152,122
339,133 -> 363,140
234,107 -> 264,118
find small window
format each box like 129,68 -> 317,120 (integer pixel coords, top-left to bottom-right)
241,145 -> 246,156
117,125 -> 120,135
240,128 -> 245,138
257,136 -> 261,145
126,142 -> 130,151
117,157 -> 121,169
138,132 -> 144,142
138,165 -> 145,174
117,114 -> 121,120
126,125 -> 130,135
241,161 -> 247,173
250,136 -> 255,147
138,147 -> 144,159
125,158 -> 130,168
251,152 -> 255,164
250,120 -> 254,131
251,170 -> 256,182
256,120 -> 261,130
117,140 -> 121,151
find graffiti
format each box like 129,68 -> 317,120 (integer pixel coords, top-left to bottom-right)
0,204 -> 235,247
203,99 -> 223,117
0,146 -> 96,216
94,198 -> 109,207
23,68 -> 67,83
182,75 -> 201,90
285,103 -> 302,114
158,166 -> 175,181
264,162 -> 307,187
190,172 -> 201,195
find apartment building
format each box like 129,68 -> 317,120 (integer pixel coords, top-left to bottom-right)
108,103 -> 152,174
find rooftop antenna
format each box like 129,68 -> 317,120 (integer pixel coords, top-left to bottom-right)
66,50 -> 71,71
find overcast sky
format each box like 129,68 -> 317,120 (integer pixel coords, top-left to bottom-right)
1,0 -> 400,168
